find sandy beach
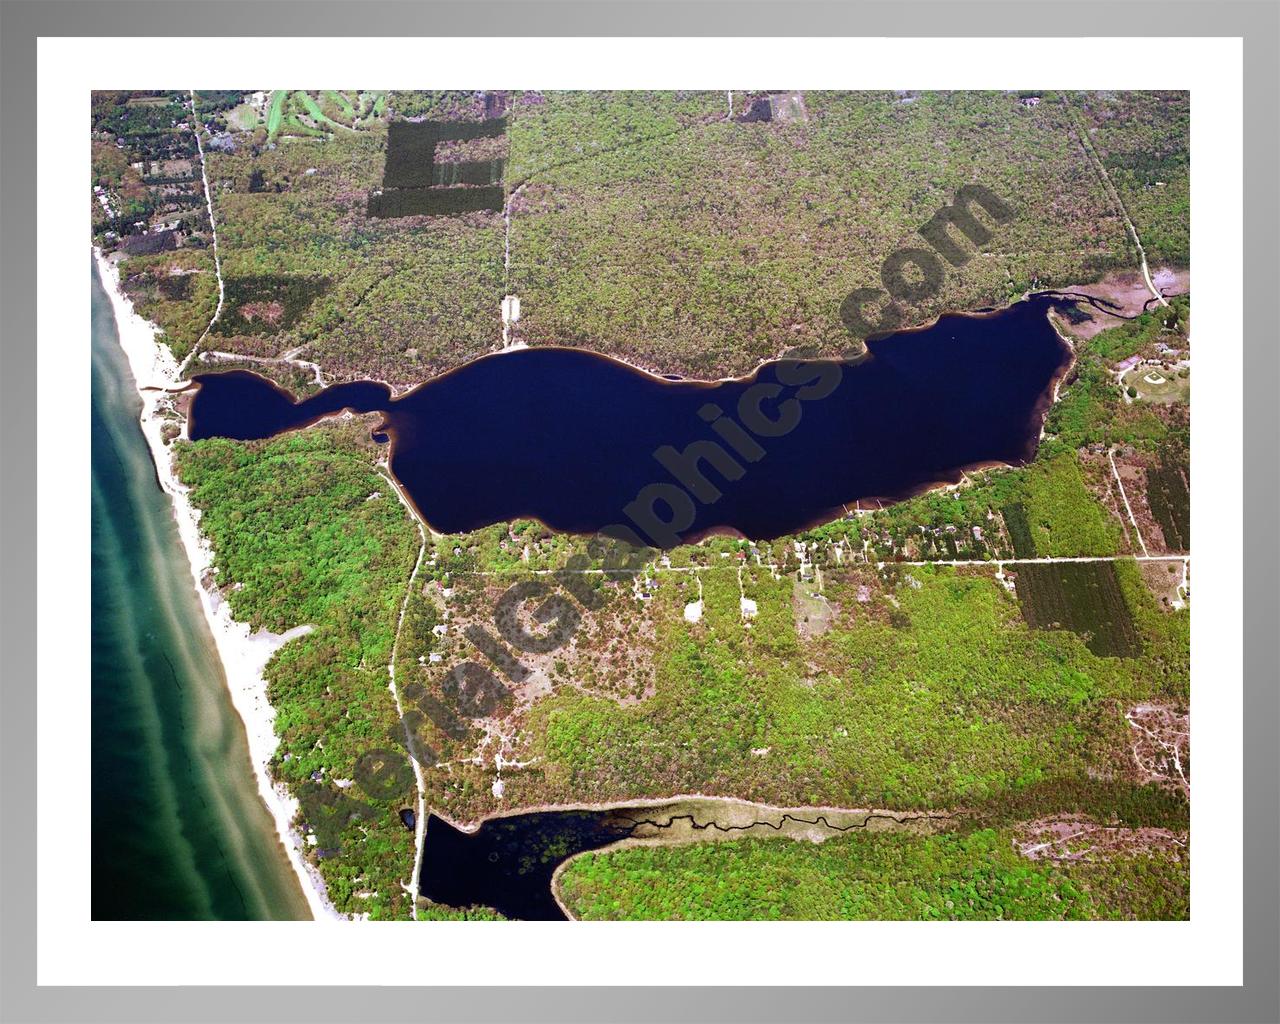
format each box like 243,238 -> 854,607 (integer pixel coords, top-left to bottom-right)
93,248 -> 340,921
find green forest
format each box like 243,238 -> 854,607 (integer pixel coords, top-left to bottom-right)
174,424 -> 421,918
559,826 -> 1188,921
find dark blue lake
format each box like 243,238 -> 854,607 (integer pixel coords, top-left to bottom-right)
420,810 -> 639,920
187,296 -> 1072,545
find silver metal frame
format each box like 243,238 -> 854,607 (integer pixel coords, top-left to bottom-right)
2,2 -> 1274,1020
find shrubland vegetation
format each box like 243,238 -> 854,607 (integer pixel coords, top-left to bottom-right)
405,553 -> 1187,825
506,90 -> 727,181
203,125 -> 505,385
388,91 -> 507,122
115,248 -> 219,360
95,89 -> 1187,385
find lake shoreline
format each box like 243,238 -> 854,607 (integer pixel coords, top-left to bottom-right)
93,248 -> 340,922
421,795 -> 955,920
185,295 -> 1076,546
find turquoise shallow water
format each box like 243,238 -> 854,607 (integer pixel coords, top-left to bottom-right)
91,262 -> 310,920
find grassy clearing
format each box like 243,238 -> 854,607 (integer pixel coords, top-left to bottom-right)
1123,364 -> 1189,404
293,90 -> 346,133
227,103 -> 260,131
266,90 -> 287,139
323,90 -> 357,123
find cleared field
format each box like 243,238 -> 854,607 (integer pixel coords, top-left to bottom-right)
1146,453 -> 1190,551
226,103 -> 260,131
1013,560 -> 1141,658
1123,364 -> 1189,404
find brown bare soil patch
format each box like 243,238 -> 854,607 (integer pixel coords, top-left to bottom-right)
1126,703 -> 1190,796
1139,559 -> 1185,610
239,299 -> 285,325
1014,815 -> 1186,862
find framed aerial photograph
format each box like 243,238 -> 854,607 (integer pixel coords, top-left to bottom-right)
7,4 -> 1275,1023
88,79 -> 1196,926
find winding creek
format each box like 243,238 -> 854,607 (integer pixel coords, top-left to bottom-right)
421,799 -> 953,920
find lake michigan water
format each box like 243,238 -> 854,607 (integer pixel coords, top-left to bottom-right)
91,264 -> 309,919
